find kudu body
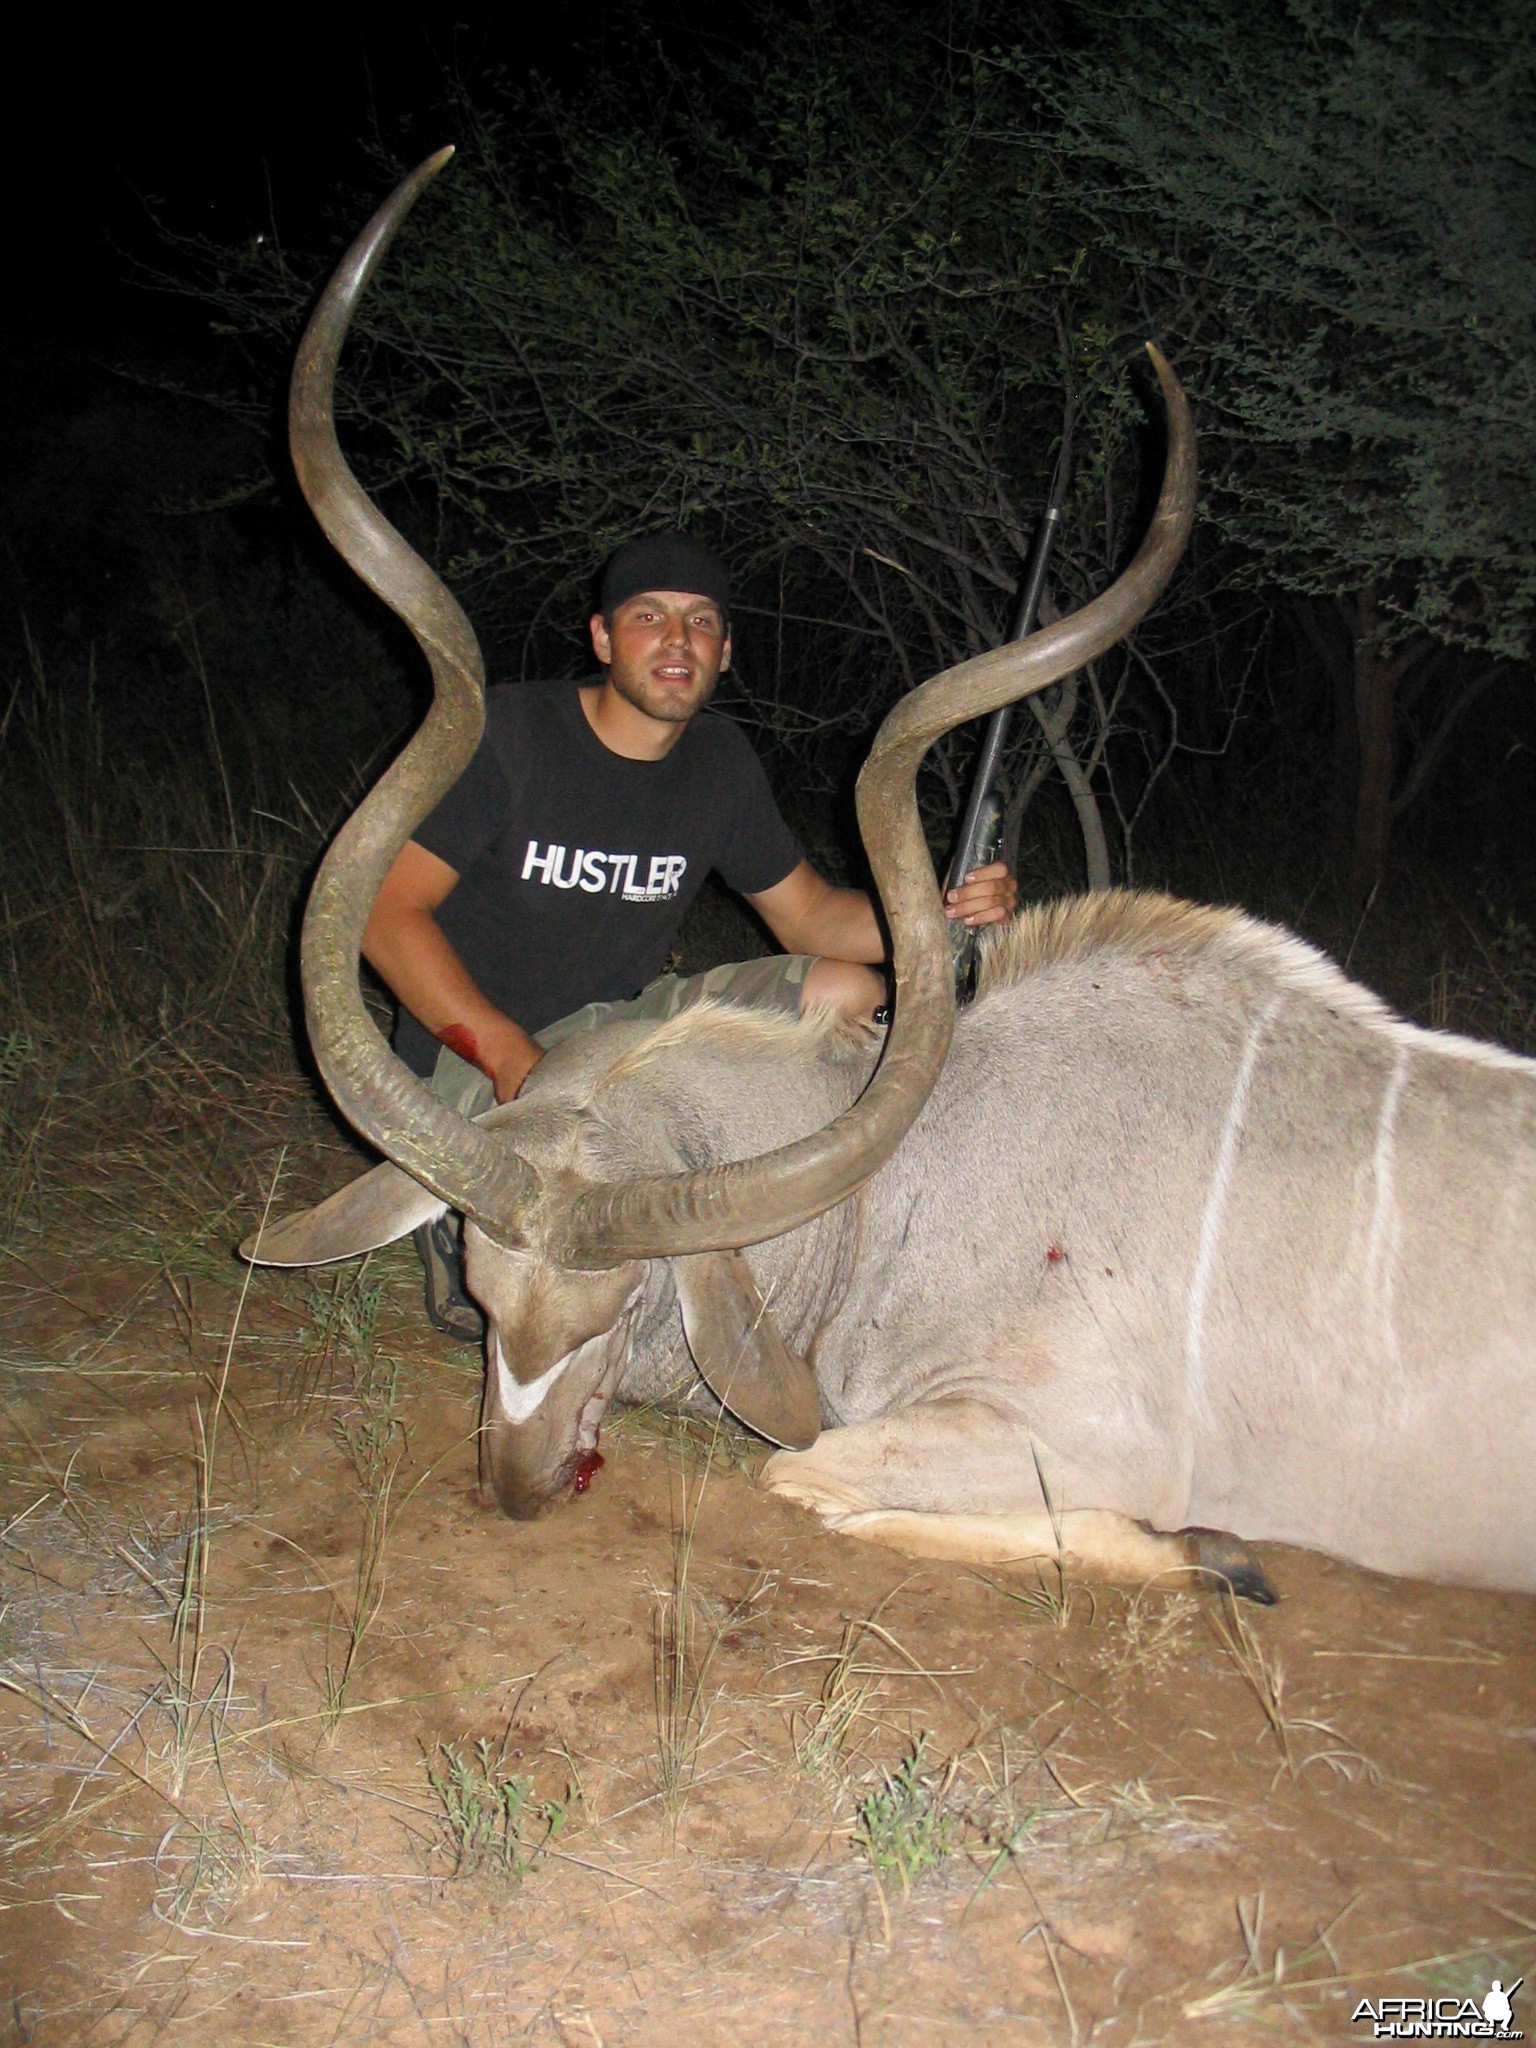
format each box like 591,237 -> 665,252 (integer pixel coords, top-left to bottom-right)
245,154 -> 1535,1598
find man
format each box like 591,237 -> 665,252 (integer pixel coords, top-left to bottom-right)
363,532 -> 1016,1338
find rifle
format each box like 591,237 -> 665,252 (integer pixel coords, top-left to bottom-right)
946,410 -> 1075,993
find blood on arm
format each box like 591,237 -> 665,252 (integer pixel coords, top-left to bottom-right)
438,1022 -> 487,1075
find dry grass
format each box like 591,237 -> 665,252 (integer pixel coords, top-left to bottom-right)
648,1410 -> 775,1819
1105,1586 -> 1201,1680
789,1613 -> 889,1779
1181,1891 -> 1356,2021
1212,1592 -> 1381,1789
771,1586 -> 1232,1941
0,639 -> 363,1304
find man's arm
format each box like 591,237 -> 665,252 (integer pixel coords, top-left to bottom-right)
746,858 -> 1017,962
362,842 -> 544,1103
746,862 -> 883,962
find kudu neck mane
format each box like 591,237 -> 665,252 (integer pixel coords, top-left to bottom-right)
519,1000 -> 881,1188
592,998 -> 876,1092
978,890 -> 1536,1076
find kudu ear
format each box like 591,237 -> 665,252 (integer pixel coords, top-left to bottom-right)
672,1251 -> 821,1451
239,1157 -> 446,1266
239,1098 -> 534,1268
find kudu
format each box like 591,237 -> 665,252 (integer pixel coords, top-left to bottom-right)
245,152 -> 1536,1597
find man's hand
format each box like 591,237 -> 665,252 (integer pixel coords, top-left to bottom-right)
944,860 -> 1018,929
431,1017 -> 543,1104
479,1021 -> 545,1104
749,854 -> 1019,959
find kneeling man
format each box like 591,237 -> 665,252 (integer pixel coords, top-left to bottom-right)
362,532 -> 1016,1337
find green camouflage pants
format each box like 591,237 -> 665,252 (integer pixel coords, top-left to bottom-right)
427,953 -> 815,1117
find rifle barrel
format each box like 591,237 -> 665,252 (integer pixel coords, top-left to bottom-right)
944,501 -> 1063,895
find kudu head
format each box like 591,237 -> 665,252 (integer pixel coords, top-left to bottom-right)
242,149 -> 1198,1516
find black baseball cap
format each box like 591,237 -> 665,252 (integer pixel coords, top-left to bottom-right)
598,532 -> 732,620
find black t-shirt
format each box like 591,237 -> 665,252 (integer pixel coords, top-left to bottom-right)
393,679 -> 802,1075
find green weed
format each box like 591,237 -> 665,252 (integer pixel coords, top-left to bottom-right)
305,1264 -> 386,1370
425,1736 -> 567,1878
334,1354 -> 404,1489
854,1734 -> 958,1893
0,1030 -> 36,1090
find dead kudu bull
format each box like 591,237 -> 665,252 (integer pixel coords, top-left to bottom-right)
245,153 -> 1536,1598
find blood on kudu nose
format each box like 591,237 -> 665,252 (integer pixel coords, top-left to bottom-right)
571,1448 -> 605,1494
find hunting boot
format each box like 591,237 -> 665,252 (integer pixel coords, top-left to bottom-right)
411,1213 -> 485,1345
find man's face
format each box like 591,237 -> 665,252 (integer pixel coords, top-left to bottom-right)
589,589 -> 731,725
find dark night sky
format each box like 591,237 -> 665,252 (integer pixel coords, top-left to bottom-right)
4,11 -> 642,644
3,4 -> 756,660
10,8 -> 1533,883
16,11 -> 660,347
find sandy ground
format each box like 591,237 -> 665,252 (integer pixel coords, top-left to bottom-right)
0,1110 -> 1532,2048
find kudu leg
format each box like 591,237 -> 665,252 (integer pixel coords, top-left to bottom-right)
761,1403 -> 1274,1598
